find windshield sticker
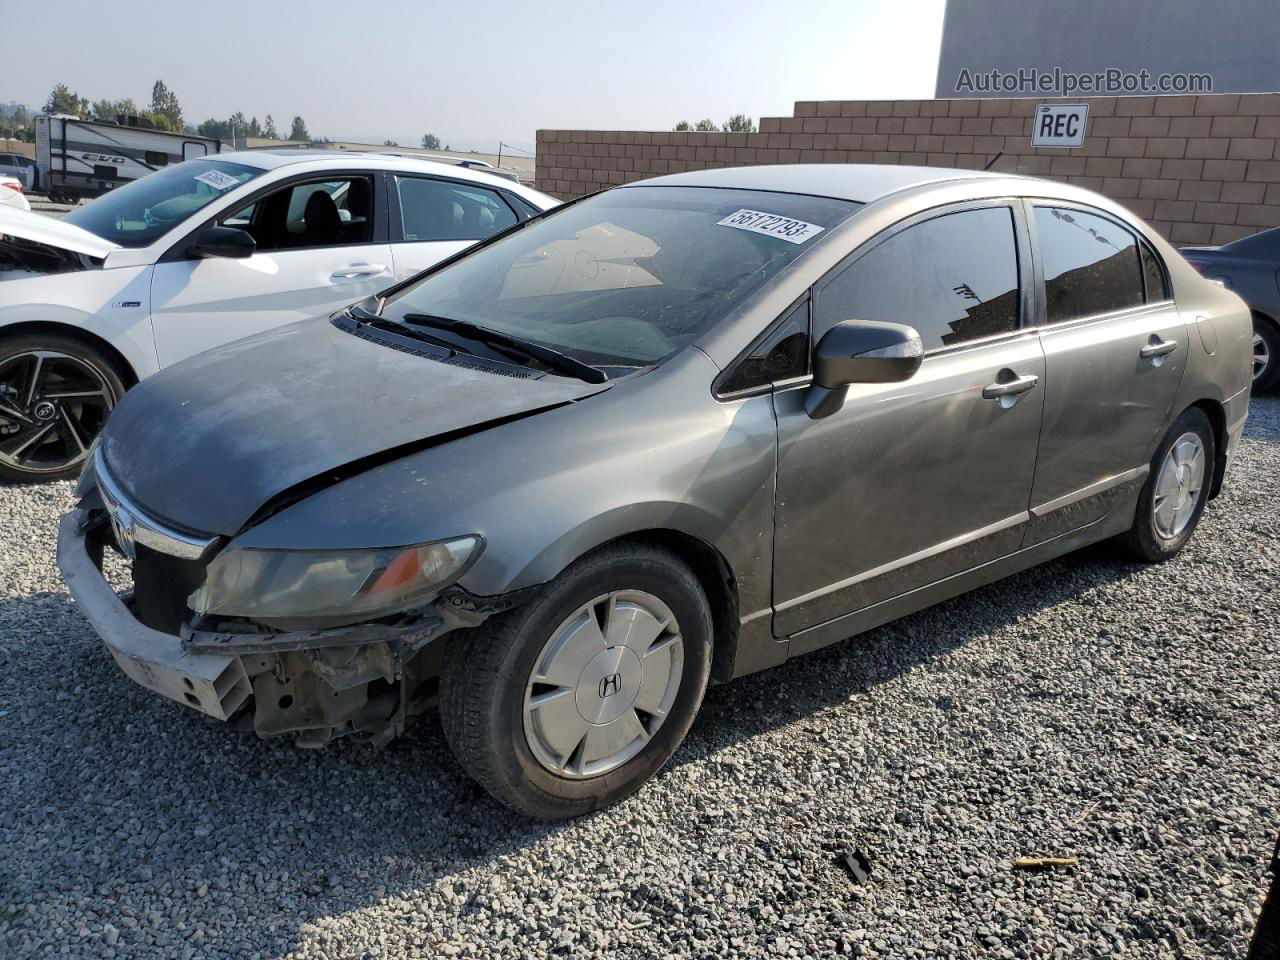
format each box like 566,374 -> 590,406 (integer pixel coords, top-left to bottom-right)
193,169 -> 240,190
716,209 -> 825,244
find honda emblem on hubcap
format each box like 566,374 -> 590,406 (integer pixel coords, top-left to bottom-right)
598,673 -> 622,698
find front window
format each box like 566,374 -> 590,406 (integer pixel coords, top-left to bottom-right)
818,207 -> 1021,350
64,159 -> 263,248
382,186 -> 860,367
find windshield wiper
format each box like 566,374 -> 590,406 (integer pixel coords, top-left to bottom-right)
399,313 -> 607,384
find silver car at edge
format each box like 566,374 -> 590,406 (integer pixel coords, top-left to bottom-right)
57,165 -> 1252,819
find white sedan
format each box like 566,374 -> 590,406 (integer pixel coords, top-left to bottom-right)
0,150 -> 558,481
0,175 -> 30,212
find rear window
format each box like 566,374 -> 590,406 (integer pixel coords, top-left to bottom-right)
1035,207 -> 1145,323
382,186 -> 860,367
64,159 -> 262,248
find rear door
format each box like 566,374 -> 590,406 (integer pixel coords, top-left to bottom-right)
149,173 -> 393,366
772,201 -> 1046,637
1023,202 -> 1187,544
387,174 -> 522,281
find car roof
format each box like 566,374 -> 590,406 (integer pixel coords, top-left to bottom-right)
632,164 -> 1016,203
212,149 -> 542,193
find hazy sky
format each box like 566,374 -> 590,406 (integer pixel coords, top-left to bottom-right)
7,0 -> 946,151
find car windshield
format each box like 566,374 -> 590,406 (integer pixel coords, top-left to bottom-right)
381,186 -> 860,367
64,159 -> 263,248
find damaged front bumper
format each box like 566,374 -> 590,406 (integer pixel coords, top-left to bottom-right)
56,509 -> 501,746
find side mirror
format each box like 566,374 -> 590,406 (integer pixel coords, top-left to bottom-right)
805,319 -> 924,419
189,225 -> 256,260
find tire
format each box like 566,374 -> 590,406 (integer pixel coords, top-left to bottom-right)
0,332 -> 128,484
1118,406 -> 1216,563
439,542 -> 713,819
1254,314 -> 1280,394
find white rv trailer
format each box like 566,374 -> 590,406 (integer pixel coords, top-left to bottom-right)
35,116 -> 222,202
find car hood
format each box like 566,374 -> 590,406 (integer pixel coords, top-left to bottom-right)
100,317 -> 610,536
0,204 -> 120,259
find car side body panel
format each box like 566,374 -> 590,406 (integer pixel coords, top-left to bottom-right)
0,264 -> 160,378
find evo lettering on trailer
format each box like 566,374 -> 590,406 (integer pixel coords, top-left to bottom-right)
1031,104 -> 1089,148
81,153 -> 128,165
717,209 -> 825,244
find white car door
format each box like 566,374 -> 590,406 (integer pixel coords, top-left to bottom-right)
387,174 -> 522,281
149,173 -> 392,367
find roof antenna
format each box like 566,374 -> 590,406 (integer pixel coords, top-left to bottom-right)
983,152 -> 1004,172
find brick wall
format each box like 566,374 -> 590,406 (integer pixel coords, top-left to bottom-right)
535,93 -> 1280,246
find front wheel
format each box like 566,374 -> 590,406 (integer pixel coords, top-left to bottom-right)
1118,407 -> 1216,563
439,543 -> 712,819
0,333 -> 127,483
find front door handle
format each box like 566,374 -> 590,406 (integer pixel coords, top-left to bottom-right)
982,373 -> 1039,400
330,263 -> 388,282
1140,337 -> 1178,360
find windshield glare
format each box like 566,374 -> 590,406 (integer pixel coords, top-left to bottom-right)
64,159 -> 262,248
382,186 -> 860,368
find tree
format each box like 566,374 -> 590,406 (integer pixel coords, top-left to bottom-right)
722,114 -> 756,133
149,80 -> 183,129
45,83 -> 88,118
226,111 -> 249,146
674,120 -> 692,131
693,119 -> 717,132
289,116 -> 309,141
247,116 -> 262,138
197,117 -> 232,140
383,139 -> 399,147
91,97 -> 139,121
263,114 -> 279,139
142,112 -> 180,132
0,102 -> 34,141
421,132 -> 441,150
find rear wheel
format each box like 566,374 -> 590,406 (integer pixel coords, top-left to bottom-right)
439,542 -> 712,819
1118,407 -> 1215,562
1254,314 -> 1280,393
0,333 -> 127,483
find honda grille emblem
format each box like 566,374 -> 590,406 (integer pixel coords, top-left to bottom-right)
110,505 -> 137,561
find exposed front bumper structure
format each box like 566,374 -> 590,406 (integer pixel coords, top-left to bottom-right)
57,508 -> 503,745
57,510 -> 252,721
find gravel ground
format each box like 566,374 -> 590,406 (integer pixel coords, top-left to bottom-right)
0,398 -> 1277,959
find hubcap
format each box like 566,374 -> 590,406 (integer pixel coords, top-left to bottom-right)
1152,432 -> 1205,541
523,590 -> 683,779
1255,331 -> 1271,382
0,350 -> 114,476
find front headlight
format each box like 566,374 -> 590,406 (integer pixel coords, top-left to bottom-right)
188,535 -> 482,626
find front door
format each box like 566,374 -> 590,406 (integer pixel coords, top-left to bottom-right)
1023,203 -> 1188,544
149,174 -> 392,367
773,202 -> 1046,636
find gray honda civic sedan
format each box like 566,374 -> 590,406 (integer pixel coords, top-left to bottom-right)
59,165 -> 1252,818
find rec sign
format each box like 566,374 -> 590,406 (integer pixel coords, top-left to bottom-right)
1031,103 -> 1089,148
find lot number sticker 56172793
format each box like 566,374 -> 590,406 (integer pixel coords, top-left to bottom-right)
717,209 -> 825,244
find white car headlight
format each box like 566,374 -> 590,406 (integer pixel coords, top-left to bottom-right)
188,535 -> 482,625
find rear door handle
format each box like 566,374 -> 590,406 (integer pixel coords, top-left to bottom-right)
982,373 -> 1039,400
330,263 -> 388,282
1140,338 -> 1178,360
